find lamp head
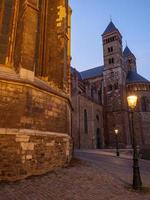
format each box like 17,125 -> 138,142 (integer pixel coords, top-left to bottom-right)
114,129 -> 119,135
127,95 -> 138,110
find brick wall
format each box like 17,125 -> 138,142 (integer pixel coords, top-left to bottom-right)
0,129 -> 72,181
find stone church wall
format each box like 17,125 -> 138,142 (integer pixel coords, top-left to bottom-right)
0,77 -> 72,181
140,112 -> 150,144
0,0 -> 72,181
0,129 -> 72,181
133,90 -> 150,145
72,94 -> 104,149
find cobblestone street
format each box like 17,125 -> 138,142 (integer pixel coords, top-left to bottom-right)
0,157 -> 150,200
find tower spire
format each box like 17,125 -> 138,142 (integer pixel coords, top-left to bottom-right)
109,15 -> 112,22
102,21 -> 121,36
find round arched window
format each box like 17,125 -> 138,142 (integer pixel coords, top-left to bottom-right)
96,115 -> 99,121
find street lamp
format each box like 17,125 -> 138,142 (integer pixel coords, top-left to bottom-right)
127,95 -> 142,190
114,129 -> 120,157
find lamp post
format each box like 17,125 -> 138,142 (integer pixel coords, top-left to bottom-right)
127,95 -> 142,190
114,129 -> 120,157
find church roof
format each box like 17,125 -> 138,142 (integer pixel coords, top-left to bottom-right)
71,67 -> 82,80
102,21 -> 120,35
126,71 -> 149,84
80,65 -> 104,80
123,46 -> 134,57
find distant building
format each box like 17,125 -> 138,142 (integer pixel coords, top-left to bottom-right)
71,21 -> 150,149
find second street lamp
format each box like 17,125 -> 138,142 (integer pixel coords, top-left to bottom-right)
127,95 -> 142,190
114,129 -> 120,157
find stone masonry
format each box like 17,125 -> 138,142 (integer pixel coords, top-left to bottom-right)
0,79 -> 70,133
0,129 -> 72,181
0,0 -> 72,181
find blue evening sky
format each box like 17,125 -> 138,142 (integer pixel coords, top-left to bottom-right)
69,0 -> 150,80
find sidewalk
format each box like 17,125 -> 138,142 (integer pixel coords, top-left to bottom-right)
75,149 -> 133,159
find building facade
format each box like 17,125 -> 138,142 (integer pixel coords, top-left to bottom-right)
71,21 -> 150,149
0,0 -> 72,181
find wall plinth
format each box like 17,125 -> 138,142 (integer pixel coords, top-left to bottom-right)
0,129 -> 72,181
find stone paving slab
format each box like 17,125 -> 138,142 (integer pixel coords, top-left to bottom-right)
0,159 -> 150,200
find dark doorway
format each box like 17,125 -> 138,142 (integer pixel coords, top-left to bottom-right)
96,128 -> 101,149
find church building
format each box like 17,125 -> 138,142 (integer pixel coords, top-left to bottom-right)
0,0 -> 72,181
71,21 -> 150,149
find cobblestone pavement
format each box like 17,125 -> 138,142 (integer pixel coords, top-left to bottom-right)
0,159 -> 150,200
75,151 -> 150,187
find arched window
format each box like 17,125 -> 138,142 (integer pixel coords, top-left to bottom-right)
128,59 -> 132,64
84,109 -> 88,134
114,83 -> 118,90
108,58 -> 114,64
91,88 -> 94,98
96,115 -> 99,121
141,96 -> 147,112
98,90 -> 102,104
108,85 -> 113,92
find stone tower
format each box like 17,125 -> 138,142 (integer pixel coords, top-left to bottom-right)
0,0 -> 72,181
123,46 -> 137,72
102,21 -> 130,147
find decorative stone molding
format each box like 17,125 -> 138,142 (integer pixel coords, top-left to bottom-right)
20,68 -> 35,81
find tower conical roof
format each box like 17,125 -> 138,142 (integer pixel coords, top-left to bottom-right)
126,71 -> 149,84
123,46 -> 134,57
102,21 -> 120,35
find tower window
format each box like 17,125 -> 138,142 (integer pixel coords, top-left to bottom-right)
114,83 -> 119,90
141,96 -> 147,112
120,59 -> 122,65
96,115 -> 99,121
105,36 -> 116,44
109,58 -> 114,64
98,90 -> 102,104
91,88 -> 94,98
108,46 -> 113,53
111,71 -> 114,76
84,109 -> 88,134
108,85 -> 113,92
128,59 -> 132,64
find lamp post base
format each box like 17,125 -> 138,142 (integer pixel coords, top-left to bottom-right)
133,164 -> 142,190
116,151 -> 120,157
